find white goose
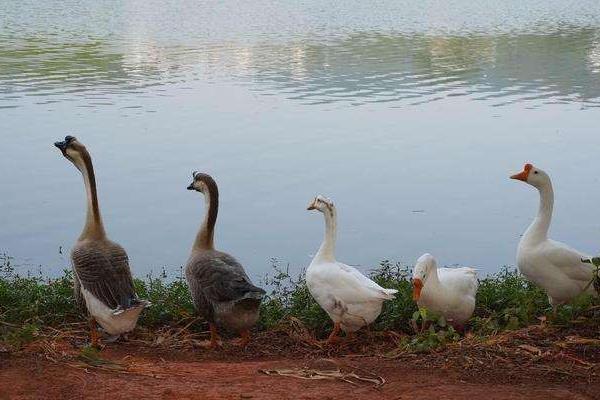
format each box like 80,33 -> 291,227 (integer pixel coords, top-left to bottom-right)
306,195 -> 397,343
412,253 -> 478,328
511,163 -> 597,307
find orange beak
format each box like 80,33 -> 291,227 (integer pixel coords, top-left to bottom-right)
412,278 -> 423,301
510,163 -> 533,182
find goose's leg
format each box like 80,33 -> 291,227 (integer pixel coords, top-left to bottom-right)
238,329 -> 250,348
346,330 -> 354,341
326,322 -> 341,344
551,305 -> 559,320
547,296 -> 559,321
89,318 -> 101,348
453,323 -> 465,334
209,323 -> 221,349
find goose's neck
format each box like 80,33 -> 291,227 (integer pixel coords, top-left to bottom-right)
315,207 -> 337,263
192,188 -> 218,252
426,264 -> 441,287
78,156 -> 106,241
524,182 -> 554,243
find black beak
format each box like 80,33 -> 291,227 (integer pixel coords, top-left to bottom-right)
54,140 -> 67,154
187,184 -> 194,190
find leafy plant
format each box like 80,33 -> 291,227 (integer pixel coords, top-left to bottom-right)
471,267 -> 548,335
370,260 -> 417,333
399,308 -> 460,352
0,254 -> 79,326
581,256 -> 600,294
2,323 -> 39,350
258,259 -> 329,335
1,254 -> 598,348
134,267 -> 196,327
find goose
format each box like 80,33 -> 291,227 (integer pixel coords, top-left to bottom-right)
412,253 -> 478,328
306,195 -> 397,343
54,136 -> 149,347
511,163 -> 597,307
185,172 -> 265,348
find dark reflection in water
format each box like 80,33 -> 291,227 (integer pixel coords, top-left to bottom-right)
2,28 -> 600,108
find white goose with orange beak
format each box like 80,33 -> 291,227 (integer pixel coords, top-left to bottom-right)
511,163 -> 597,306
412,254 -> 478,328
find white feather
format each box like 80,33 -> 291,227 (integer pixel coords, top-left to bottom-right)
306,196 -> 397,333
514,165 -> 597,305
413,254 -> 478,325
80,286 -> 146,336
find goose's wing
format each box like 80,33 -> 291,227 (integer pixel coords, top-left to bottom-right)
71,241 -> 137,310
438,267 -> 478,296
188,252 -> 265,303
72,274 -> 87,313
542,240 -> 594,283
331,262 -> 397,301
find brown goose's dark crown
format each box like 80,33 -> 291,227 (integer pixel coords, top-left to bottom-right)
192,171 -> 216,185
190,172 -> 219,194
54,135 -> 77,154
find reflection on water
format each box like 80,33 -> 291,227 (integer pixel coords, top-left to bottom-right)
249,30 -> 600,107
2,1 -> 600,279
2,29 -> 600,108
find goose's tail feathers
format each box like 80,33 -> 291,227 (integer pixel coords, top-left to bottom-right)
112,298 -> 151,316
380,288 -> 398,300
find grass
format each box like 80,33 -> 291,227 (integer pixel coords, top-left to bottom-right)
1,253 -> 598,352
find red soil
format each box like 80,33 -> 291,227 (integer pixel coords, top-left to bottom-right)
0,327 -> 598,400
0,353 -> 593,400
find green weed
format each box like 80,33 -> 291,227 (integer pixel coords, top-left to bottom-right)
399,308 -> 460,353
0,254 -> 598,348
2,323 -> 39,350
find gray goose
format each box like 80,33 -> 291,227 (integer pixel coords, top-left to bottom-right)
54,136 -> 149,347
185,172 -> 265,348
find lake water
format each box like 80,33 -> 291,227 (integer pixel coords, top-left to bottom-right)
2,0 -> 600,282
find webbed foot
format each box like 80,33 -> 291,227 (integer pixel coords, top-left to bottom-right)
325,322 -> 341,345
89,319 -> 101,349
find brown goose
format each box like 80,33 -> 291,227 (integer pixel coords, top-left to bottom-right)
185,172 -> 265,348
54,136 -> 149,347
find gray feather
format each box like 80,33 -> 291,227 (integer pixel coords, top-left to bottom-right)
185,250 -> 265,331
71,239 -> 145,311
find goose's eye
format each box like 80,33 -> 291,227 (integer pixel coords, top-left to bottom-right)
534,171 -> 539,174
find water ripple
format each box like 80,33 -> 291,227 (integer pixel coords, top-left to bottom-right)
1,2 -> 600,109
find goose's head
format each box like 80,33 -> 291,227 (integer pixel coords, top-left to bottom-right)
306,195 -> 335,213
187,171 -> 217,194
54,135 -> 91,171
412,253 -> 436,301
510,163 -> 550,189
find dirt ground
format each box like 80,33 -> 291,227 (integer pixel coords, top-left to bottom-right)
0,325 -> 598,400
